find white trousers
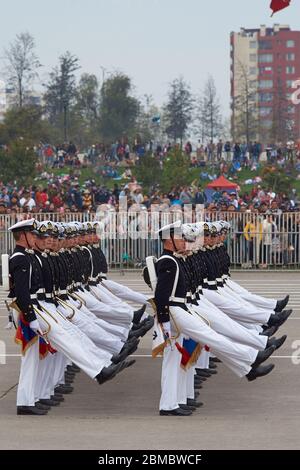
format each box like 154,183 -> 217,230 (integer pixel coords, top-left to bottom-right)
226,278 -> 277,310
66,298 -> 123,355
160,334 -> 184,411
169,306 -> 257,378
195,297 -> 267,350
89,285 -> 134,327
202,289 -> 271,325
17,339 -> 39,407
36,302 -> 111,379
102,279 -> 149,305
80,289 -> 130,341
196,349 -> 210,369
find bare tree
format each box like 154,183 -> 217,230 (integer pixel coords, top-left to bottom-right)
232,62 -> 259,144
4,32 -> 41,108
270,78 -> 296,145
197,76 -> 222,142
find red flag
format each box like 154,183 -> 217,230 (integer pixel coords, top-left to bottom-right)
270,0 -> 291,16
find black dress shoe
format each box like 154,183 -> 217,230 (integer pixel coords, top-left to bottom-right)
51,395 -> 64,402
210,357 -> 222,363
268,309 -> 292,327
195,369 -> 211,378
39,399 -> 60,406
275,295 -> 289,313
64,378 -> 74,384
159,408 -> 192,416
194,383 -> 203,390
252,345 -> 276,368
68,364 -> 80,373
180,404 -> 196,412
96,361 -> 125,385
194,377 -> 203,385
55,385 -> 73,394
187,399 -> 204,408
132,316 -> 153,331
112,341 -> 139,364
133,304 -> 147,325
208,361 -> 217,369
267,335 -> 287,351
246,363 -> 275,382
17,406 -> 48,416
35,402 -> 51,411
124,359 -> 136,369
205,368 -> 218,375
65,372 -> 75,379
260,325 -> 277,337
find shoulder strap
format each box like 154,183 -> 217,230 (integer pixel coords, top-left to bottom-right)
158,255 -> 179,298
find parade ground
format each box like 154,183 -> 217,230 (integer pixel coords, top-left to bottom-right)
0,271 -> 299,451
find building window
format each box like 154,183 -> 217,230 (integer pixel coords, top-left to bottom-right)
260,120 -> 273,129
286,80 -> 294,88
259,40 -> 272,50
288,106 -> 296,114
286,93 -> 292,100
259,92 -> 273,102
258,54 -> 273,63
286,66 -> 295,74
286,53 -> 295,61
249,54 -> 257,62
250,41 -> 257,49
249,67 -> 257,75
287,40 -> 295,48
259,66 -> 273,75
259,107 -> 272,116
259,80 -> 273,89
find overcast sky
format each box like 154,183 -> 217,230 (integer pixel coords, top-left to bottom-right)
0,0 -> 299,116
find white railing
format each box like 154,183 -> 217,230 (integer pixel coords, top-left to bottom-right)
1,211 -> 300,270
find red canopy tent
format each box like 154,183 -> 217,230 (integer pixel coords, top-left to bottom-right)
206,175 -> 238,190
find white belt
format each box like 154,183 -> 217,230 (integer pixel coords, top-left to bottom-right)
59,290 -> 67,295
216,278 -> 223,283
204,278 -> 208,284
89,277 -> 98,282
45,293 -> 54,299
30,294 -> 37,299
169,296 -> 186,304
207,280 -> 217,286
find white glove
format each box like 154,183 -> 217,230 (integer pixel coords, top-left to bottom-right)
29,319 -> 42,335
161,321 -> 171,340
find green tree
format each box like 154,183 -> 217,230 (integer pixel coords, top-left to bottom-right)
164,77 -> 194,147
44,51 -> 80,141
134,152 -> 162,192
0,142 -> 37,185
70,73 -> 100,146
99,73 -> 139,143
160,148 -> 191,192
0,106 -> 51,145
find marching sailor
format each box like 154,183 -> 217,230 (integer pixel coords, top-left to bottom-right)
153,221 -> 277,417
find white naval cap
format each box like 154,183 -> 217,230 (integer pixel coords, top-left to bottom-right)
182,223 -> 201,242
8,218 -> 38,233
156,220 -> 182,239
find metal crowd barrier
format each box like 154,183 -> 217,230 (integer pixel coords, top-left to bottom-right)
1,211 -> 300,270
